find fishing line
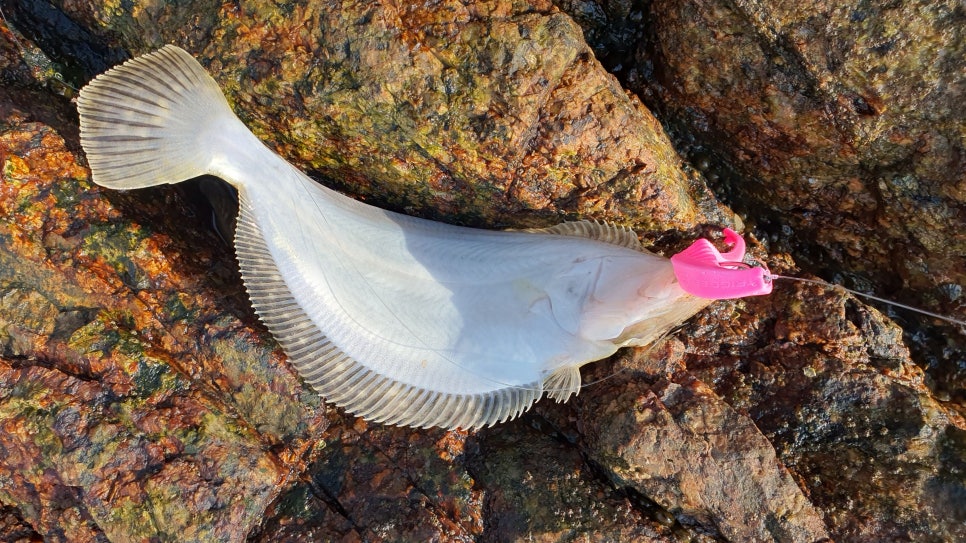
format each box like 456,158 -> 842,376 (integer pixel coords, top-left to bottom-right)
578,269 -> 966,394
771,274 -> 966,327
571,334 -> 672,389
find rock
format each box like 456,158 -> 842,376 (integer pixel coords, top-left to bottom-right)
47,0 -> 735,232
540,278 -> 965,541
0,75 -> 308,543
2,1 -> 963,542
585,373 -> 830,542
565,0 -> 965,299
554,0 -> 966,401
466,417 -> 686,542
251,415 -> 484,542
0,2 -> 733,540
0,504 -> 39,542
689,283 -> 966,541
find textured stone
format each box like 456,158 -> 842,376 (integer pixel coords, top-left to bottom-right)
46,0 -> 735,233
466,418 -> 683,542
540,278 -> 965,542
686,283 -> 966,542
556,0 -> 966,403
571,0 -> 964,293
0,103 -> 303,542
1,1 -> 963,542
549,346 -> 832,542
0,21 -> 324,540
0,2 -> 736,540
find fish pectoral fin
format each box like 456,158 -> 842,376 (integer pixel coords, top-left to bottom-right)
543,365 -> 582,403
523,220 -> 645,252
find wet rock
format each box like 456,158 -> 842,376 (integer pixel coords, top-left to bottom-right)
0,504 -> 40,542
50,0 -> 736,232
0,98 -> 299,543
2,1 -> 963,542
253,415 -> 483,542
467,417 -> 684,542
0,21 -> 326,541
0,0 -> 128,81
564,0 -> 965,300
543,279 -> 965,541
537,278 -> 966,542
685,283 -> 966,542
549,347 -> 832,541
555,0 -> 966,401
0,2 -> 736,540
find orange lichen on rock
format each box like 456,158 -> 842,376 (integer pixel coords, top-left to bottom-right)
0,97 -> 322,540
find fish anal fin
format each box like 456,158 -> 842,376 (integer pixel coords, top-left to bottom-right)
544,365 -> 582,403
525,220 -> 643,251
234,194 -> 543,429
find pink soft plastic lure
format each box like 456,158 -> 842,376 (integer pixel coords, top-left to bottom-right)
671,228 -> 772,299
75,46 -> 771,430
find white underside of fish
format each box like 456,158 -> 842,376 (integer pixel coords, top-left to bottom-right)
76,46 -> 711,429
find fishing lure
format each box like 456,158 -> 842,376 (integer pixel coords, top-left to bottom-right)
76,46 -> 772,430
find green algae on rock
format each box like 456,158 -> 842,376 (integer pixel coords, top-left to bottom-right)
1,2 -> 733,539
0,79 -> 330,540
0,119 -> 279,542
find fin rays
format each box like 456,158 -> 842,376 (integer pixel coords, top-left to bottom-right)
544,365 -> 582,402
525,219 -> 645,251
77,46 -> 680,431
77,45 -> 234,189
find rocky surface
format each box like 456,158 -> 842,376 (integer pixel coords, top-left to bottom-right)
32,0 -> 735,233
0,46 -> 322,543
555,0 -> 966,403
0,1 -> 963,542
562,0 -> 965,299
544,277 -> 964,541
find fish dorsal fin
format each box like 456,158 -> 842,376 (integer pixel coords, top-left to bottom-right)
526,220 -> 643,251
543,365 -> 582,403
233,194 -> 543,430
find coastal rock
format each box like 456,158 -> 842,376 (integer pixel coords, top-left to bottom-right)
0,2 -> 731,540
563,0 -> 965,302
540,278 -> 965,541
1,1 -> 962,542
41,0 -> 734,232
555,0 -> 966,402
0,71 -> 315,542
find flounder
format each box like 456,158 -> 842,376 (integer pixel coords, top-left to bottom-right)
76,46 -> 770,430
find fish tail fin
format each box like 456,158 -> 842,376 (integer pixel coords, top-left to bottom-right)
77,45 -> 241,189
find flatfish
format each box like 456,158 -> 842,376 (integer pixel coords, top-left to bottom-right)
76,46 -> 771,429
